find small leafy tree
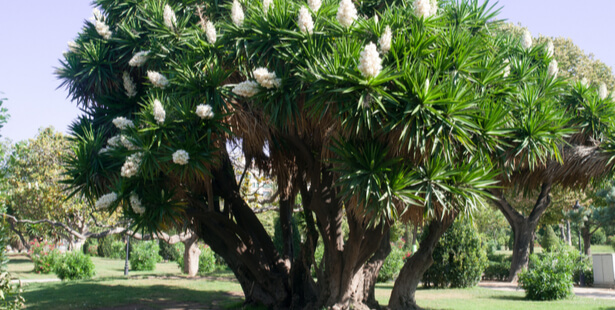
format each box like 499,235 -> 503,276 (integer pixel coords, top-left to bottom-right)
519,246 -> 576,300
539,225 -> 559,252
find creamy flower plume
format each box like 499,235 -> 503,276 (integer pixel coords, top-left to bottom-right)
113,117 -> 134,130
357,42 -> 382,78
546,40 -> 554,57
95,192 -> 117,210
205,21 -> 217,44
153,99 -> 166,124
336,0 -> 357,28
581,77 -> 589,87
92,9 -> 112,39
231,0 -> 245,27
521,29 -> 532,50
147,71 -> 169,88
373,14 -> 379,24
379,26 -> 392,54
107,135 -> 122,148
298,7 -> 314,34
163,4 -> 177,29
172,150 -> 190,165
502,59 -> 510,78
121,135 -> 138,150
67,41 -> 79,53
232,80 -> 260,97
308,0 -> 322,11
263,0 -> 273,14
414,0 -> 436,18
129,51 -> 150,67
196,104 -> 214,119
121,153 -> 143,178
130,193 -> 145,214
123,72 -> 137,98
547,59 -> 558,77
253,68 -> 281,89
599,82 -> 608,100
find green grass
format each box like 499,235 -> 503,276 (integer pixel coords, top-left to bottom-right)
592,245 -> 614,254
9,254 -> 615,310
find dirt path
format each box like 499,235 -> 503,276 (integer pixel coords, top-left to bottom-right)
479,281 -> 615,300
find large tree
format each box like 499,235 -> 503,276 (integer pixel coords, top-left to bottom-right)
56,0 -> 611,309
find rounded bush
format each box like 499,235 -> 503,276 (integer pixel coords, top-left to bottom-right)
422,218 -> 487,288
591,229 -> 606,245
483,253 -> 511,281
159,240 -> 182,261
53,251 -> 96,280
130,241 -> 161,271
198,244 -> 217,275
519,246 -> 575,300
377,245 -> 406,282
539,226 -> 559,252
109,240 -> 127,259
97,236 -> 120,257
82,238 -> 99,256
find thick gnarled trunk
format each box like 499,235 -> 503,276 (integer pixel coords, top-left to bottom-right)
388,214 -> 456,310
183,234 -> 201,276
490,182 -> 552,281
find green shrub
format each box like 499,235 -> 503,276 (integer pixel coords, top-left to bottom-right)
573,255 -> 594,287
109,240 -> 127,259
83,238 -> 98,256
422,218 -> 487,288
539,225 -> 559,252
377,244 -> 406,282
32,249 -> 60,274
159,240 -> 182,261
198,244 -> 217,274
483,253 -> 511,281
53,251 -> 96,281
518,246 -> 575,300
591,228 -> 607,245
97,235 -> 120,257
130,241 -> 161,271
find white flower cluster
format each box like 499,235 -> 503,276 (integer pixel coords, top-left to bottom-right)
163,4 -> 177,29
113,117 -> 134,130
147,70 -> 169,88
121,153 -> 143,178
129,51 -> 150,67
95,192 -> 118,210
502,59 -> 510,78
121,135 -> 138,150
521,29 -> 532,50
263,0 -> 273,14
123,72 -> 138,98
379,26 -> 392,54
253,68 -> 281,89
231,0 -> 244,27
232,80 -> 261,97
336,0 -> 357,28
92,9 -> 112,40
357,42 -> 382,78
599,82 -> 608,100
414,0 -> 437,18
205,21 -> 217,44
107,135 -> 122,148
68,41 -> 79,53
130,193 -> 146,214
547,59 -> 558,77
581,77 -> 589,87
196,104 -> 214,119
106,135 -> 137,150
153,99 -> 166,124
298,7 -> 314,34
172,149 -> 190,165
309,0 -> 322,11
546,40 -> 554,57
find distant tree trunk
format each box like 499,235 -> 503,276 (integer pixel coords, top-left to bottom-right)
559,224 -> 566,242
490,182 -> 552,281
183,234 -> 201,276
581,226 -> 591,256
362,230 -> 391,309
388,213 -> 456,310
566,221 -> 572,246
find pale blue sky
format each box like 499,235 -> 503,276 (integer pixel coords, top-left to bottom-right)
0,0 -> 613,142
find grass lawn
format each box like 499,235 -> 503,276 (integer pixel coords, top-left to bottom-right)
9,255 -> 615,309
592,245 -> 614,254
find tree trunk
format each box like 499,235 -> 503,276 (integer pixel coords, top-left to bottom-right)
582,226 -> 591,256
362,230 -> 391,310
566,221 -> 572,246
388,213 -> 456,310
183,234 -> 201,276
559,224 -> 566,242
490,182 -> 552,282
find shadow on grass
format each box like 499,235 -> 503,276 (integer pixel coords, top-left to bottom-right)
23,280 -> 244,310
488,295 -> 526,301
7,257 -> 32,265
